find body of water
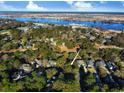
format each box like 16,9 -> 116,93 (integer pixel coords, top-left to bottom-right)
0,15 -> 124,31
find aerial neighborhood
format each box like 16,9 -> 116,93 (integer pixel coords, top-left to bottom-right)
0,13 -> 124,92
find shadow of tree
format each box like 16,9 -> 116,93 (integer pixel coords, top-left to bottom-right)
79,65 -> 88,92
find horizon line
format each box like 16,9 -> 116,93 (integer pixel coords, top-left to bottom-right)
0,11 -> 124,13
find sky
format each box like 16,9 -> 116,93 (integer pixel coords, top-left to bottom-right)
0,1 -> 124,12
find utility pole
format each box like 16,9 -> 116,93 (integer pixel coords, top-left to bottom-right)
71,49 -> 81,65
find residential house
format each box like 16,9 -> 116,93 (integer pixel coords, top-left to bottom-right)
2,35 -> 12,41
17,27 -> 29,34
42,59 -> 56,67
20,64 -> 32,73
87,58 -> 94,68
31,58 -> 42,68
76,59 -> 86,67
12,70 -> 27,81
85,32 -> 96,41
86,58 -> 97,73
47,59 -> 56,67
102,35 -> 113,44
76,59 -> 87,73
17,41 -> 23,49
95,59 -> 106,68
26,40 -> 32,49
89,36 -> 96,41
106,60 -> 117,70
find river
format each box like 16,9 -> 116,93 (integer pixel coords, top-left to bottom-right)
0,16 -> 124,31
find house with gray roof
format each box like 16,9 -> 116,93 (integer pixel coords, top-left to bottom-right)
76,59 -> 86,67
95,59 -> 106,67
31,58 -> 43,68
47,59 -> 56,67
87,58 -> 94,67
20,64 -> 32,73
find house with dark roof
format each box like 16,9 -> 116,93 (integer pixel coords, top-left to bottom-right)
105,60 -> 117,70
12,70 -> 27,81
